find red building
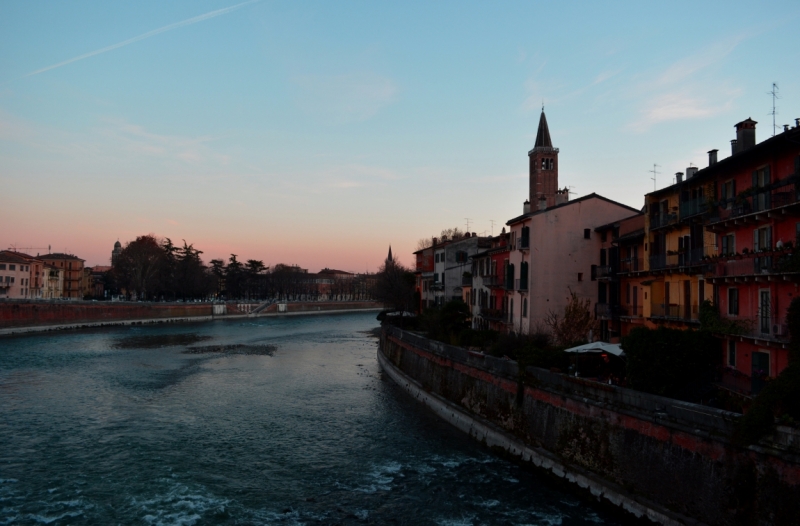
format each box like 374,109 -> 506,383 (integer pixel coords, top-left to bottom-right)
470,231 -> 510,331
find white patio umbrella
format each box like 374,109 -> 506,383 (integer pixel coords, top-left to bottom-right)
563,341 -> 625,357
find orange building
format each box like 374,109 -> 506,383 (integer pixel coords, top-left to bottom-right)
39,253 -> 86,299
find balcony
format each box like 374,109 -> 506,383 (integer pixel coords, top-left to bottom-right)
480,308 -> 507,322
649,246 -> 716,271
679,197 -> 710,220
650,303 -> 699,322
515,278 -> 528,291
595,265 -> 614,279
709,253 -> 800,282
618,258 -> 643,273
595,303 -> 616,319
619,305 -> 643,318
649,212 -> 678,230
724,315 -> 788,343
716,368 -> 754,397
708,180 -> 800,231
481,275 -> 502,287
518,237 -> 530,250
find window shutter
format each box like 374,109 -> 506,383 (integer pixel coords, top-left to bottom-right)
767,227 -> 772,249
753,229 -> 759,252
765,165 -> 771,184
795,155 -> 800,175
753,170 -> 758,188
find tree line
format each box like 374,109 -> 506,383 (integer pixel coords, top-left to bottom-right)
107,235 -> 376,302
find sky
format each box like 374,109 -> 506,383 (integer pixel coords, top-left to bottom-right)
2,1 -> 799,271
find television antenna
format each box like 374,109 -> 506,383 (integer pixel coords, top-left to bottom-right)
464,218 -> 472,233
768,82 -> 780,137
649,164 -> 660,192
489,220 -> 496,236
8,244 -> 50,254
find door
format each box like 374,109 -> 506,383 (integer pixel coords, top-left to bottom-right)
759,290 -> 771,334
751,351 -> 770,395
684,280 -> 691,320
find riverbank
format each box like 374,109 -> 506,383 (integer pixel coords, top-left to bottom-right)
379,325 -> 800,526
0,300 -> 382,336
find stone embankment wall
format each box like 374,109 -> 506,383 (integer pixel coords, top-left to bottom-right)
0,300 -> 384,333
380,326 -> 800,526
0,300 -> 212,329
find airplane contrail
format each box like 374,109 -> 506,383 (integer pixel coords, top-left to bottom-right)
18,0 -> 259,80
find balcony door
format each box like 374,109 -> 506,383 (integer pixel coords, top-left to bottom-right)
753,166 -> 771,212
683,280 -> 691,320
759,290 -> 771,335
751,351 -> 770,395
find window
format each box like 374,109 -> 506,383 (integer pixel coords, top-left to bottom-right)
728,288 -> 739,315
728,340 -> 736,367
753,226 -> 772,252
9,265 -> 15,271
0,264 -> 4,270
721,180 -> 736,208
578,272 -> 583,282
601,231 -> 607,242
584,229 -> 591,239
523,298 -> 528,317
434,273 -> 439,283
720,233 -> 735,256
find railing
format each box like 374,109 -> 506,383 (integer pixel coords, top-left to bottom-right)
595,303 -> 616,319
650,212 -> 678,229
619,305 -> 643,317
480,308 -> 506,321
729,315 -> 788,341
481,275 -> 501,287
713,255 -> 787,277
515,279 -> 528,291
649,254 -> 678,270
650,246 -> 716,270
679,198 -> 709,220
651,303 -> 699,321
595,265 -> 614,279
710,180 -> 800,224
618,258 -> 643,273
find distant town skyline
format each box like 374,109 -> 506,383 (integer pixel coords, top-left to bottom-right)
2,1 -> 799,270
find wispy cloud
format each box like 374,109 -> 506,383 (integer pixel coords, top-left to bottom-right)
629,36 -> 746,130
15,0 -> 258,80
292,73 -> 399,123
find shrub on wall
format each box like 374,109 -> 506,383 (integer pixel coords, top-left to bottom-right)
622,326 -> 719,401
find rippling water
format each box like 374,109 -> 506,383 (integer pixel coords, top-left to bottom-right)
0,312 -> 624,525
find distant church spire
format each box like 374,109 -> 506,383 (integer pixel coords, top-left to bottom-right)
386,245 -> 393,263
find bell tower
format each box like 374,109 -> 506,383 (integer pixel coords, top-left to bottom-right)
529,108 -> 559,209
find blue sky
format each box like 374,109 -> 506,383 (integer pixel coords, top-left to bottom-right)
2,1 -> 799,270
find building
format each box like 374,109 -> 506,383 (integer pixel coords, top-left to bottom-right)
593,213 -> 647,341
42,265 -> 64,299
507,110 -> 640,334
0,252 -> 34,299
39,253 -> 86,299
414,244 -> 435,310
111,240 -> 122,266
470,231 -> 510,331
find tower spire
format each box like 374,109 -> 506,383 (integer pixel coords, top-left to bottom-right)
533,109 -> 553,150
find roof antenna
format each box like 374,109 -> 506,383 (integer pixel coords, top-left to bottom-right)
464,218 -> 472,232
649,164 -> 660,192
489,220 -> 496,236
768,82 -> 780,137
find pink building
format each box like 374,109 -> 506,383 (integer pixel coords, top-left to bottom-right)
0,252 -> 34,299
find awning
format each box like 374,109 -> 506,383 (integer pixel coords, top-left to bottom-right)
564,341 -> 625,357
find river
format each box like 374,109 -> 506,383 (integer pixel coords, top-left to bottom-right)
0,311 -> 624,525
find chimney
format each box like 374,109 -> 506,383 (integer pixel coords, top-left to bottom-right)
686,167 -> 698,179
676,172 -> 684,183
554,188 -> 569,206
708,149 -> 718,166
538,196 -> 547,211
731,139 -> 738,155
785,124 -> 790,132
523,200 -> 531,214
432,237 -> 438,246
795,118 -> 799,128
735,118 -> 757,152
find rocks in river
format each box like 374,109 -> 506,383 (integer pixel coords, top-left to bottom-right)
183,344 -> 276,356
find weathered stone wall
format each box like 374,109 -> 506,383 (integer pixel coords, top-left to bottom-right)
380,326 -> 800,526
0,300 -> 212,329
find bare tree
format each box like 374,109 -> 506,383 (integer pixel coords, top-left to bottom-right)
545,290 -> 599,346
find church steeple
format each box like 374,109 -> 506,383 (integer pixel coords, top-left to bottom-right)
533,109 -> 553,149
528,108 -> 559,209
386,245 -> 393,264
